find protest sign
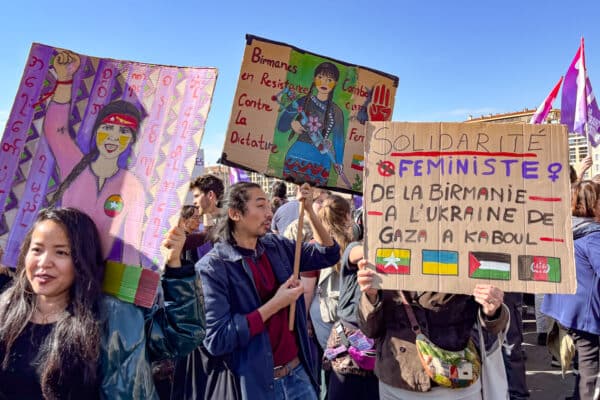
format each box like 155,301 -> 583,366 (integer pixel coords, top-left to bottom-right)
364,122 -> 576,294
220,34 -> 399,194
0,43 -> 217,305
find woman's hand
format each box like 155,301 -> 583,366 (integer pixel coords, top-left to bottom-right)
161,226 -> 186,268
291,120 -> 307,135
53,50 -> 80,81
357,259 -> 378,304
473,284 -> 504,317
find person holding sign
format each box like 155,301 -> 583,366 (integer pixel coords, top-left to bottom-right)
42,50 -> 146,267
0,207 -> 204,399
277,62 -> 346,187
198,182 -> 340,400
542,180 -> 600,400
356,261 -> 508,399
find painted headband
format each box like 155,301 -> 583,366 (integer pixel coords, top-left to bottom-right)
100,113 -> 139,130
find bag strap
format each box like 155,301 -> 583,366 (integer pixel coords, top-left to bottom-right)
398,291 -> 422,335
335,322 -> 351,347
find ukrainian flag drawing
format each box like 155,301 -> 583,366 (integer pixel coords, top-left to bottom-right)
422,250 -> 459,276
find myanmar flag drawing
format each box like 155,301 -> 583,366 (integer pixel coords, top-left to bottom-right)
518,255 -> 561,283
351,154 -> 365,171
422,250 -> 458,276
469,252 -> 511,280
376,248 -> 410,274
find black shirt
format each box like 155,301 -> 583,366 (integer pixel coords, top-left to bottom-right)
0,322 -> 54,399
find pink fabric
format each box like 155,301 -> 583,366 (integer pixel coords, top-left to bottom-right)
44,102 -> 145,266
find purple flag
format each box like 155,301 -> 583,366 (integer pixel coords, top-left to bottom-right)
229,167 -> 250,184
561,38 -> 588,136
584,76 -> 600,147
530,77 -> 563,124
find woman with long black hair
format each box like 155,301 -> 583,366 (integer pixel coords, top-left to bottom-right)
0,207 -> 204,399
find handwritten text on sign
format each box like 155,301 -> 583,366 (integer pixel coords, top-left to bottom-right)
364,122 -> 575,295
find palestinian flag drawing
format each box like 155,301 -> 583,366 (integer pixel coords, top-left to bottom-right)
469,252 -> 511,280
422,250 -> 458,276
518,255 -> 561,283
375,248 -> 410,274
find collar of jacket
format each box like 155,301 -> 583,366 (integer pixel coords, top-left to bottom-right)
212,234 -> 281,262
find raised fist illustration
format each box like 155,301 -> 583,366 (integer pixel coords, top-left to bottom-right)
368,83 -> 392,121
53,50 -> 81,81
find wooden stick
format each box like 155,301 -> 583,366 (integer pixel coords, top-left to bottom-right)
288,201 -> 305,331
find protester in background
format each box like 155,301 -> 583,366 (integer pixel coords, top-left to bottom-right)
272,186 -> 330,234
502,293 -> 530,400
0,207 -> 204,399
357,261 -> 508,399
189,174 -> 224,259
325,241 -> 379,400
299,195 -> 351,350
199,182 -> 340,399
543,180 -> 600,400
271,181 -> 289,214
285,194 -> 351,398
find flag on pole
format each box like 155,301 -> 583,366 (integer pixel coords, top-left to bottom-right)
229,167 -> 250,185
530,77 -> 563,124
561,38 -> 588,135
561,38 -> 600,146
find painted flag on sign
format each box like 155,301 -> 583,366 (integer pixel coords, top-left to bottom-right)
518,255 -> 561,283
469,252 -> 511,280
375,248 -> 410,274
351,154 -> 365,171
422,250 -> 458,276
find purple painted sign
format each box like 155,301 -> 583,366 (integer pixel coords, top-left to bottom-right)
0,43 -> 217,271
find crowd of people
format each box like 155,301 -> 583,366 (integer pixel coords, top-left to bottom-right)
0,165 -> 598,399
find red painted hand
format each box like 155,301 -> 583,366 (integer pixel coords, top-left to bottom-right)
368,83 -> 392,121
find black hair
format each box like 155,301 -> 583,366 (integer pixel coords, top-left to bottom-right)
180,205 -> 197,220
271,181 -> 287,199
216,182 -> 262,245
0,207 -> 104,398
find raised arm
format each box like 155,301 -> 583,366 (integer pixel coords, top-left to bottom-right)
43,51 -> 83,179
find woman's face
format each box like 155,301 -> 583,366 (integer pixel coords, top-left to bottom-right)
96,123 -> 133,159
25,220 -> 75,302
314,73 -> 337,96
184,208 -> 201,233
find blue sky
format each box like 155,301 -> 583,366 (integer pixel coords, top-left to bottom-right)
1,0 -> 599,165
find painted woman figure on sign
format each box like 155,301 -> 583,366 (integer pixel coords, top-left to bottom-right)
277,62 -> 346,187
43,50 -> 145,266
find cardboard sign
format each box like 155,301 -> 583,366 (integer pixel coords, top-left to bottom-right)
364,122 -> 576,294
0,43 -> 217,277
220,34 -> 399,194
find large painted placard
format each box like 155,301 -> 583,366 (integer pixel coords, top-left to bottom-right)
0,43 -> 217,276
364,122 -> 576,294
221,34 -> 399,194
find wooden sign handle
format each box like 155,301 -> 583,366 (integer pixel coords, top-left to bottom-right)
288,201 -> 305,331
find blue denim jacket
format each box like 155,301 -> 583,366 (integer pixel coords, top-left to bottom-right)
198,234 -> 340,400
543,226 -> 600,335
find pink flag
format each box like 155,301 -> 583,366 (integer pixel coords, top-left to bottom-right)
530,77 -> 563,124
561,38 -> 588,135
